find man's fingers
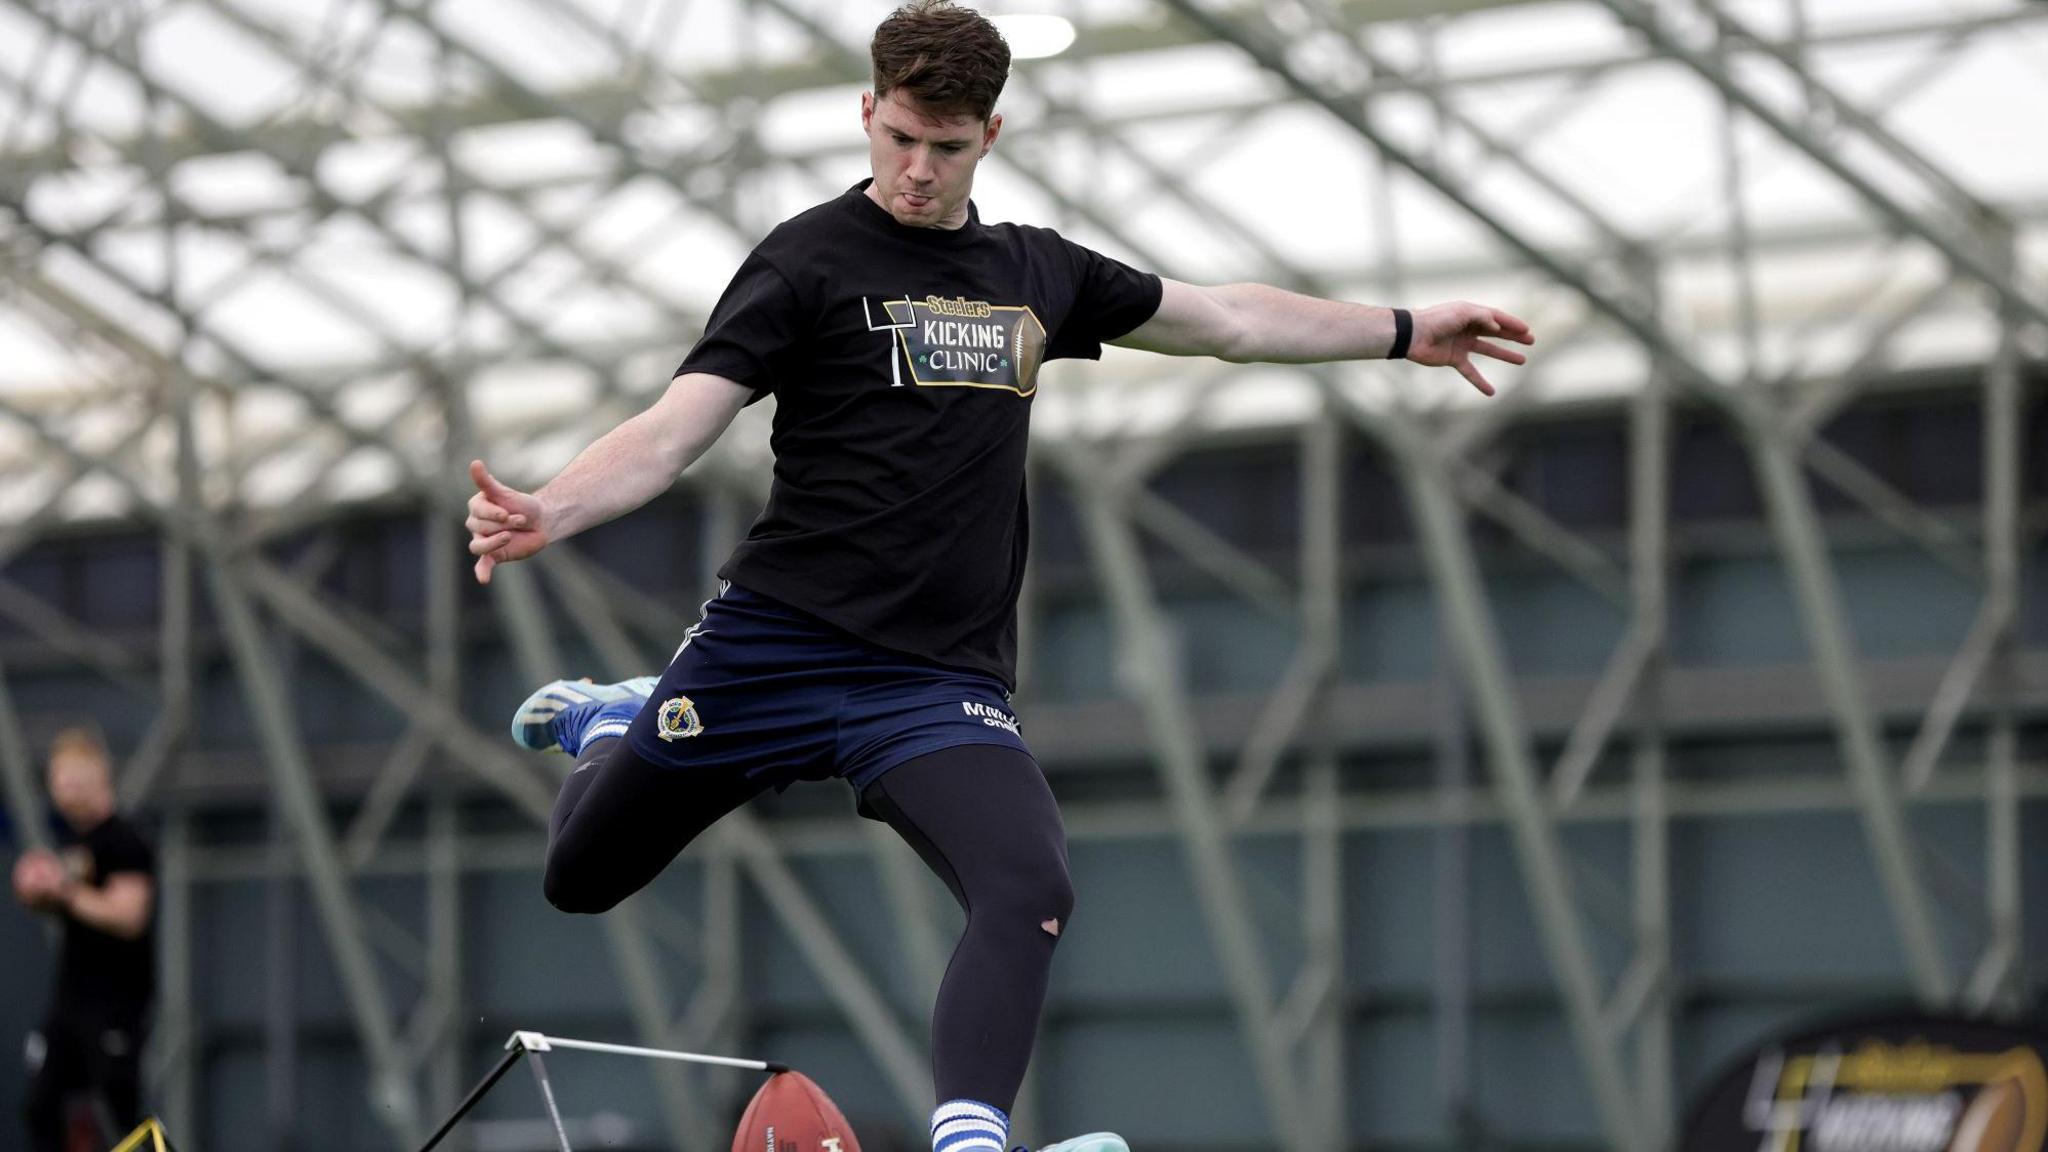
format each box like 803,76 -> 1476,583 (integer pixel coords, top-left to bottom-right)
470,530 -> 511,556
1490,309 -> 1536,343
1473,339 -> 1527,366
1456,357 -> 1496,397
469,461 -> 535,531
474,554 -> 495,584
470,458 -> 519,500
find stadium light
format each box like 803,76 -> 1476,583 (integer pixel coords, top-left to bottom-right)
993,14 -> 1077,60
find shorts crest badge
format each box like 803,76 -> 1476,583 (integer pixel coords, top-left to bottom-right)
655,696 -> 704,741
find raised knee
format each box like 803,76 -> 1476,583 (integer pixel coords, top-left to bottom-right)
543,859 -> 621,915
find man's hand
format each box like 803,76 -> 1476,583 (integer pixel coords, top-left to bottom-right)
12,850 -> 65,913
1407,302 -> 1535,397
467,460 -> 549,584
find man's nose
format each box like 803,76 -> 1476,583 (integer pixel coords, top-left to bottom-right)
906,147 -> 934,183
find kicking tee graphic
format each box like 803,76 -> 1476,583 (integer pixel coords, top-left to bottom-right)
863,294 -> 1048,396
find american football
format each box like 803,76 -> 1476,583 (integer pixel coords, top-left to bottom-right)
1948,1074 -> 2030,1152
731,1071 -> 863,1152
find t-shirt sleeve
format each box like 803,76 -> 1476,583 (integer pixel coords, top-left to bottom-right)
98,822 -> 154,880
1044,237 -> 1163,362
673,250 -> 806,400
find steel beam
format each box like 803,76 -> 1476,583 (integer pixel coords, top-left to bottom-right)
1970,224 -> 2025,1014
1431,622 -> 1479,1145
1744,422 -> 1952,1001
425,793 -> 463,1116
862,817 -> 951,1014
424,421 -> 467,1114
206,558 -> 422,1145
1062,448 -> 1307,1148
1299,414 -> 1347,1149
1695,1 -> 1990,219
155,809 -> 196,1139
1389,440 -> 1645,1152
7,0 -> 714,472
175,760 -> 2048,877
0,654 -> 47,853
1624,256 -> 1675,1146
693,844 -> 746,1115
264,790 -> 300,1151
1590,0 -> 2048,335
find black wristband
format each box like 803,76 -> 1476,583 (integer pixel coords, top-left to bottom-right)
1387,308 -> 1413,361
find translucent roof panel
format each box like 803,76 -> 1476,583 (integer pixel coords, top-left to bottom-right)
0,0 -> 2042,522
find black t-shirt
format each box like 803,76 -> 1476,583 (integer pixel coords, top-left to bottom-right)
53,814 -> 155,1021
677,180 -> 1162,687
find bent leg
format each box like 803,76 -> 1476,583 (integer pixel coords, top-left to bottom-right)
860,744 -> 1074,1114
90,1018 -> 145,1135
544,736 -> 766,913
23,1018 -> 82,1152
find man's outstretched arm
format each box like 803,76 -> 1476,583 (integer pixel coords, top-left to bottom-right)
1110,278 -> 1534,396
466,372 -> 754,583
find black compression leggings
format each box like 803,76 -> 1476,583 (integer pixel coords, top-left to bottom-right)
544,739 -> 1074,1114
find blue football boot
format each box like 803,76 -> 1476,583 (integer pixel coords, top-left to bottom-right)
509,676 -> 658,754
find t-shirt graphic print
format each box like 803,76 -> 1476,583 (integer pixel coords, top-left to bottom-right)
864,294 -> 1048,394
675,180 -> 1162,687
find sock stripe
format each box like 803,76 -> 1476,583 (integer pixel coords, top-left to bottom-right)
932,1101 -> 1009,1133
936,1119 -> 1006,1142
931,1098 -> 1009,1152
575,719 -> 631,754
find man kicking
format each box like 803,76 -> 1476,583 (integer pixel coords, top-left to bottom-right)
466,3 -> 1533,1149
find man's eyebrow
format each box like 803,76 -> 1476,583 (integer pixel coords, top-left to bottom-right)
877,116 -> 979,145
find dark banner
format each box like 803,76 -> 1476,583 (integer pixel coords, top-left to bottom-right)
1683,1011 -> 2047,1152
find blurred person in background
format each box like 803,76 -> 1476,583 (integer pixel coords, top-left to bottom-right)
466,3 -> 1530,1150
11,726 -> 155,1150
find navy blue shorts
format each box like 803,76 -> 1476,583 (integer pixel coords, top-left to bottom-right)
621,582 -> 1030,797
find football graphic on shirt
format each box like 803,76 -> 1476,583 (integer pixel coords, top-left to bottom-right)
868,294 -> 1047,396
1948,1072 -> 2032,1152
62,844 -> 95,884
731,1071 -> 862,1152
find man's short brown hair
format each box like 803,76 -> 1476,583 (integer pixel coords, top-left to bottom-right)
871,1 -> 1011,122
47,724 -> 111,770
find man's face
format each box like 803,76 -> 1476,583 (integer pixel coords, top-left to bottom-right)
862,89 -> 1001,230
47,749 -> 112,830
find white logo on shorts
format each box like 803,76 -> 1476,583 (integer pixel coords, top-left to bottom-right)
961,701 -> 1020,736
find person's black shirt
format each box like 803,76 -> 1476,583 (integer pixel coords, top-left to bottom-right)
53,814 -> 155,1022
677,180 -> 1162,688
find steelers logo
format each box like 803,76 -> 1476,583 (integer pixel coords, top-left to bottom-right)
655,696 -> 704,741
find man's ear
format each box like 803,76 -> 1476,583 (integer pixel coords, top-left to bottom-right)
982,112 -> 1003,157
861,91 -> 875,134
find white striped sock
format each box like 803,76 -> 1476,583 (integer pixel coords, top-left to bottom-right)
932,1098 -> 1008,1152
575,718 -> 631,754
